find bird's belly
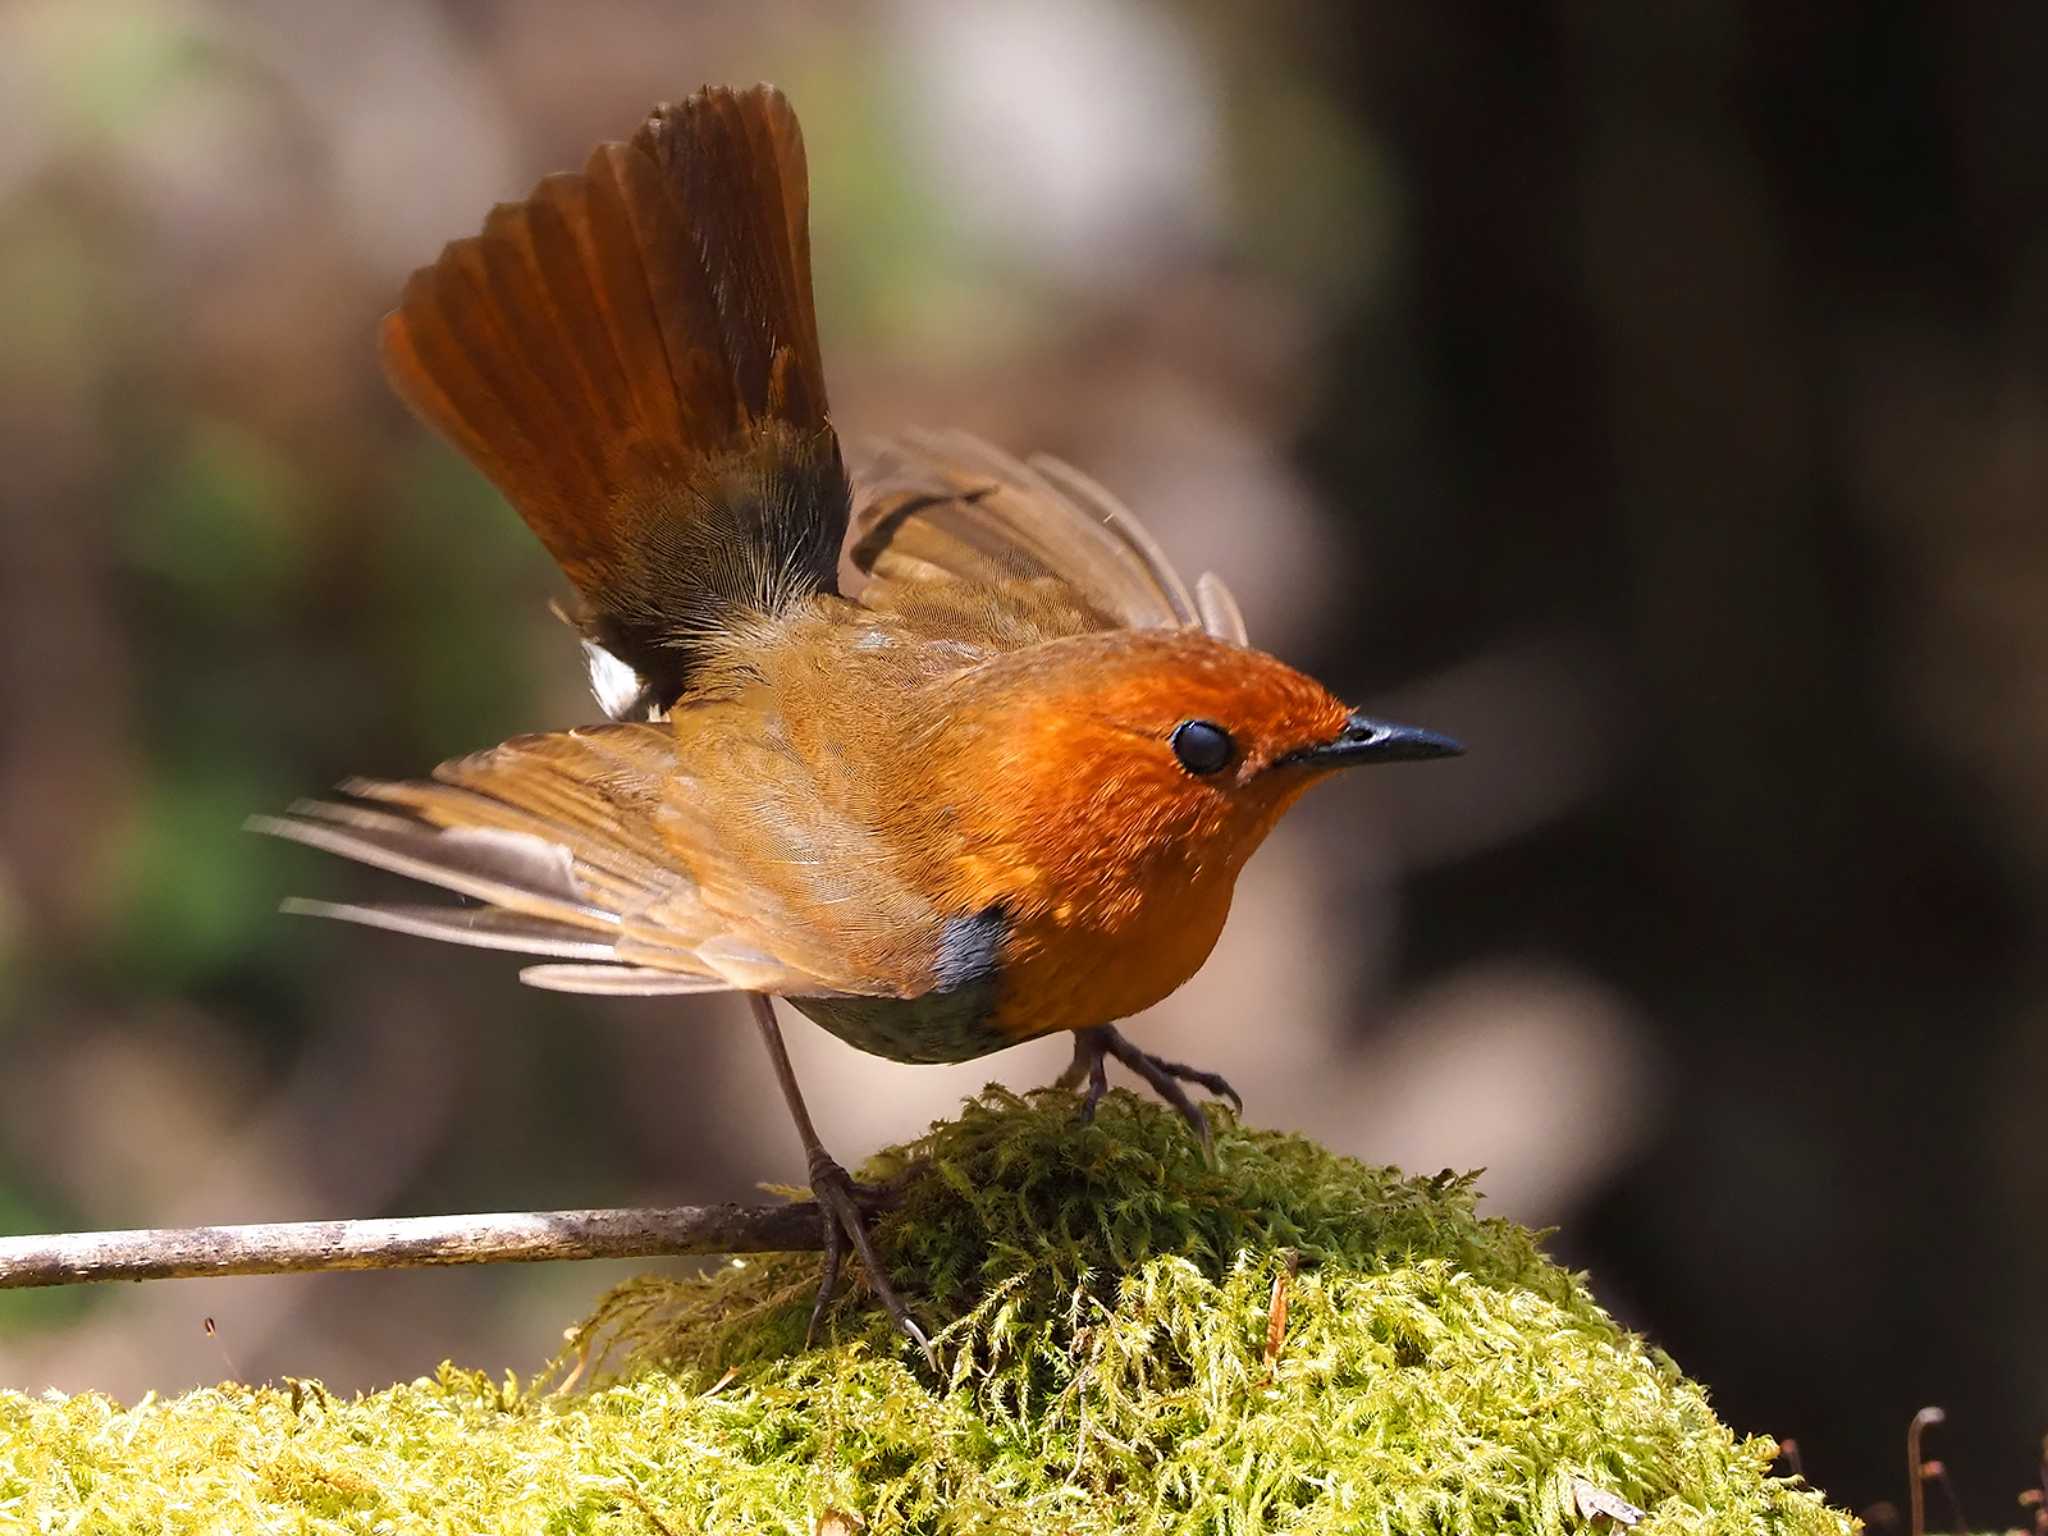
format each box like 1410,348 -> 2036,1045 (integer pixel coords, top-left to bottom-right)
788,986 -> 1012,1064
788,869 -> 1236,1059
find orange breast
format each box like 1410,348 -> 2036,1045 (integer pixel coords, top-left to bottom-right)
981,848 -> 1240,1040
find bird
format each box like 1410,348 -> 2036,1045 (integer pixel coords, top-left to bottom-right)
252,83 -> 1462,1363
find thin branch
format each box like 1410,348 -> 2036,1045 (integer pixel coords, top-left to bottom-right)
0,1202 -> 834,1289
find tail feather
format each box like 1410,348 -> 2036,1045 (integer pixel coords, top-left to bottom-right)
382,84 -> 848,712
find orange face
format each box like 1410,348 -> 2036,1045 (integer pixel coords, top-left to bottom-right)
1012,630 -> 1350,813
899,629 -> 1450,1036
934,625 -> 1357,813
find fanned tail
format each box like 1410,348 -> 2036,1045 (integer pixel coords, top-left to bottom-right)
381,84 -> 849,714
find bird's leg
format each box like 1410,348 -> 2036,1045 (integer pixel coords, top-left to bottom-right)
1062,1025 -> 1243,1154
1058,1030 -> 1112,1123
746,993 -> 935,1368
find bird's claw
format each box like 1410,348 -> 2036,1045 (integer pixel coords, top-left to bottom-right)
804,1154 -> 936,1371
1063,1025 -> 1241,1154
1143,1054 -> 1243,1115
1061,1034 -> 1112,1125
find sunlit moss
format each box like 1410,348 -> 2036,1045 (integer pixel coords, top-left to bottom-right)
0,1089 -> 1850,1533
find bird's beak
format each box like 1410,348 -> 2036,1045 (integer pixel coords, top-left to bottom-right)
1285,710 -> 1464,770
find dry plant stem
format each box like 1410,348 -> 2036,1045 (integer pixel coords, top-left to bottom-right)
0,1203 -> 841,1290
1908,1405 -> 1947,1536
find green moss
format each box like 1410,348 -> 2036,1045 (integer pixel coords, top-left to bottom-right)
0,1089 -> 1849,1533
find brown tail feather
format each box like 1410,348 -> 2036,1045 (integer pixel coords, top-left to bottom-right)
381,84 -> 849,709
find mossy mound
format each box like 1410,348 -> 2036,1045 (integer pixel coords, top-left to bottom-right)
1,1088 -> 1848,1533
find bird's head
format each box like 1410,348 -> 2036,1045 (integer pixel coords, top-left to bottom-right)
913,629 -> 1461,911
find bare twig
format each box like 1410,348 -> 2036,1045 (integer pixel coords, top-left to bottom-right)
0,1202 -> 836,1290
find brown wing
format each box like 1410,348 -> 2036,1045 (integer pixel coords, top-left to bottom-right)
382,85 -> 849,714
253,722 -> 935,1000
848,429 -> 1250,648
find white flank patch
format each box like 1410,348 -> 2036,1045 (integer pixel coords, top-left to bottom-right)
581,638 -> 653,721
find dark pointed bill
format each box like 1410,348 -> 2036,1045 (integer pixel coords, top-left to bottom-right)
1283,710 -> 1464,769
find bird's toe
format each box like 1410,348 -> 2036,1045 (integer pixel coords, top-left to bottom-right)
805,1156 -> 937,1370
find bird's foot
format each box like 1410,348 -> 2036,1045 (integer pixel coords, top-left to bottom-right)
1056,1030 -> 1112,1120
1061,1025 -> 1243,1156
804,1152 -> 936,1370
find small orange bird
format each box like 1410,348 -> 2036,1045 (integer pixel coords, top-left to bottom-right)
256,84 -> 1459,1358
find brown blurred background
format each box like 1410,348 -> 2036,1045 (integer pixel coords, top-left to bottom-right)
2,0 -> 2044,1521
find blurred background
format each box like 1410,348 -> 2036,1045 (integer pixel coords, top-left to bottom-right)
2,0 -> 2044,1521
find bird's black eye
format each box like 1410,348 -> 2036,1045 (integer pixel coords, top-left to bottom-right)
1170,719 -> 1235,776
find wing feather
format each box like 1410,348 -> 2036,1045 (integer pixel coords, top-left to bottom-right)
850,429 -> 1251,647
249,807 -> 614,928
253,722 -> 904,999
279,899 -> 621,960
520,964 -> 733,996
1195,570 -> 1249,647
